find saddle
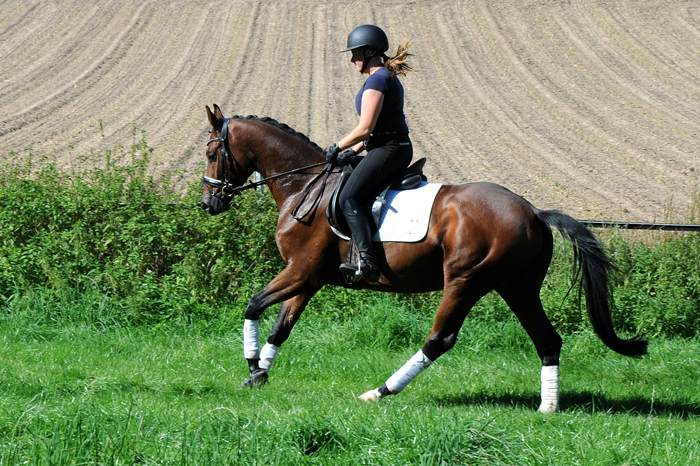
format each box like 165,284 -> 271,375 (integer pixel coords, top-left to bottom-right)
326,157 -> 427,240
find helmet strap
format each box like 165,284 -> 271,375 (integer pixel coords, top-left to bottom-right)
360,48 -> 379,74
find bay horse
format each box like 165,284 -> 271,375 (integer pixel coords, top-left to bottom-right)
200,104 -> 647,413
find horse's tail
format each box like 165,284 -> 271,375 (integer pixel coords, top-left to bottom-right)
536,210 -> 648,357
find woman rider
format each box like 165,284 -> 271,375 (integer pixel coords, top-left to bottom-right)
324,24 -> 414,283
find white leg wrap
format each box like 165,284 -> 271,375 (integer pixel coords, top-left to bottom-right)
386,350 -> 433,394
538,365 -> 560,414
258,343 -> 280,371
243,319 -> 260,359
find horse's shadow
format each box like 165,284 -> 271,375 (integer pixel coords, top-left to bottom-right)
431,391 -> 700,419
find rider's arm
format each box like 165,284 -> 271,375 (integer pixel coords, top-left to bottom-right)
337,89 -> 384,151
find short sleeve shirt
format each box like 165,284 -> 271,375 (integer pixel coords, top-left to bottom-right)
355,67 -> 409,135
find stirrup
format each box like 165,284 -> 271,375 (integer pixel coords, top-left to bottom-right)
339,260 -> 380,284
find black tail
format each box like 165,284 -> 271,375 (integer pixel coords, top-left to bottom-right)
537,210 -> 648,357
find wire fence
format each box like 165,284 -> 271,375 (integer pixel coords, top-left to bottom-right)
581,221 -> 700,232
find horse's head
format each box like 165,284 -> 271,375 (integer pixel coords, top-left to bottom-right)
200,104 -> 253,215
200,105 -> 331,217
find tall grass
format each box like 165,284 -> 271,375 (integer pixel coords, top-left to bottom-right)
1,298 -> 698,465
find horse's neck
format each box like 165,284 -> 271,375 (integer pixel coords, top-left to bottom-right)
240,122 -> 326,204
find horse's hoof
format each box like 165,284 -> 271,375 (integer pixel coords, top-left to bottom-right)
537,402 -> 558,414
241,370 -> 268,388
358,388 -> 382,403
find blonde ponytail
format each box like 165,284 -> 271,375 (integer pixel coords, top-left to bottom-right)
384,40 -> 414,77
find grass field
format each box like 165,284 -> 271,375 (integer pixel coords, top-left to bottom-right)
2,294 -> 699,465
2,153 -> 700,464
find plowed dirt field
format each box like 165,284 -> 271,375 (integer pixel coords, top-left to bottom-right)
2,0 -> 700,221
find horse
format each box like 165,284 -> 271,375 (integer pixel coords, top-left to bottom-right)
200,104 -> 647,413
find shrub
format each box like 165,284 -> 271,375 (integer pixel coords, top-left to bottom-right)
1,137 -> 699,338
0,137 -> 282,326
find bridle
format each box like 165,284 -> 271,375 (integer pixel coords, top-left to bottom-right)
202,118 -> 241,198
202,118 -> 336,221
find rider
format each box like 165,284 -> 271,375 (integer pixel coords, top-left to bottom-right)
324,24 -> 415,283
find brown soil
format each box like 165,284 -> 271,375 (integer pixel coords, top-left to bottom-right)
2,0 -> 700,222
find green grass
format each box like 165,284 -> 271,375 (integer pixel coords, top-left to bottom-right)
1,294 -> 698,465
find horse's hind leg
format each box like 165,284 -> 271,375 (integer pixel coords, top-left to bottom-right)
496,254 -> 563,413
359,279 -> 488,402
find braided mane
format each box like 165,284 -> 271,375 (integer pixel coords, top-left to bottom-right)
231,115 -> 324,154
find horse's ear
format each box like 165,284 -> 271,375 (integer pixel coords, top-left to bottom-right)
206,105 -> 223,132
213,104 -> 225,119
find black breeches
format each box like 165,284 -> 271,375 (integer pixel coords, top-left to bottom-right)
338,139 -> 413,211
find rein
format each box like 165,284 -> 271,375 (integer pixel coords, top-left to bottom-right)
203,118 -> 336,222
203,160 -> 330,196
289,161 -> 335,222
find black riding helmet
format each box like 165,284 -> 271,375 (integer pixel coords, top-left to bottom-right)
340,24 -> 389,53
341,25 -> 389,73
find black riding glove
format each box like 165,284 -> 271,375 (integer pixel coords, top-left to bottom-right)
324,142 -> 340,163
337,149 -> 362,167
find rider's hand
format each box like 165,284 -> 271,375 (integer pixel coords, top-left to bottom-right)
337,149 -> 362,167
324,142 -> 340,163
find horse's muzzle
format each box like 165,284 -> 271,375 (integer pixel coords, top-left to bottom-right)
200,193 -> 230,215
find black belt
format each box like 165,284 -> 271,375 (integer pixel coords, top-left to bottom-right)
366,132 -> 410,150
370,131 -> 408,137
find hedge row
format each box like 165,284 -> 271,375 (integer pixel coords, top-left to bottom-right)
1,140 -> 699,337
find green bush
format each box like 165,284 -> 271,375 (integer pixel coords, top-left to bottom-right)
0,137 -> 282,326
1,138 -> 699,338
608,231 -> 700,338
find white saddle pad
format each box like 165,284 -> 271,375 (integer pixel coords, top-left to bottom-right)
373,182 -> 443,243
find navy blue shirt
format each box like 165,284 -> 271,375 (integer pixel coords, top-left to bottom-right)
355,67 -> 409,135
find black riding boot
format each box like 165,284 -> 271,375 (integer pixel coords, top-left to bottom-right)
339,199 -> 381,283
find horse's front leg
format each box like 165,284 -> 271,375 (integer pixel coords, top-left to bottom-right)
240,267 -> 318,387
242,292 -> 315,386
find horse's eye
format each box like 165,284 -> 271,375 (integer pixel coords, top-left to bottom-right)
208,129 -> 212,134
